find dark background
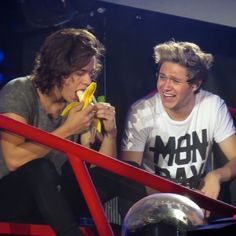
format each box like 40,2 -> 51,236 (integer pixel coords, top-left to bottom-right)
1,0 -> 236,149
1,1 -> 236,204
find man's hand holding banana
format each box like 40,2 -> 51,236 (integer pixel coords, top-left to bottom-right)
61,82 -> 117,146
95,102 -> 116,138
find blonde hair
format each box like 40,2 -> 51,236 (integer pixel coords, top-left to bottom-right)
154,41 -> 213,84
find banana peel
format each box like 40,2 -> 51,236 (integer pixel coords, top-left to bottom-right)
60,101 -> 80,117
61,82 -> 102,132
79,82 -> 97,109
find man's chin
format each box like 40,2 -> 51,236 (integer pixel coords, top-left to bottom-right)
162,100 -> 176,109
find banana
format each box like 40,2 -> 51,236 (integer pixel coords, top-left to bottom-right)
61,82 -> 102,132
60,101 -> 80,117
79,82 -> 97,109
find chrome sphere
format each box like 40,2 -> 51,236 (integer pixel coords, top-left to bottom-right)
122,193 -> 205,236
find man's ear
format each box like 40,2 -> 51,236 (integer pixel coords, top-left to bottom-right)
192,80 -> 202,92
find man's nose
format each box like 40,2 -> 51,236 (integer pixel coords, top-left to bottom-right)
163,78 -> 173,89
83,72 -> 93,84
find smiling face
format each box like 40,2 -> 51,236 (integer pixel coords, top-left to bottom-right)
60,56 -> 97,102
157,61 -> 200,120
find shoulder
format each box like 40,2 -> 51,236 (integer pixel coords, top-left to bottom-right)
130,90 -> 158,113
0,76 -> 37,120
125,92 -> 160,131
7,76 -> 33,89
197,90 -> 225,107
1,76 -> 33,94
0,76 -> 36,106
195,90 -> 229,125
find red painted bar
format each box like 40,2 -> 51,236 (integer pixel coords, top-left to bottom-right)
0,222 -> 96,236
67,154 -> 113,236
0,115 -> 236,225
0,222 -> 55,235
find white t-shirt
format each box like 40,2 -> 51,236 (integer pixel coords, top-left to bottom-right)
121,90 -> 236,180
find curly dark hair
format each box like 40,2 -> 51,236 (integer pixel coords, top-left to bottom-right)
32,28 -> 105,94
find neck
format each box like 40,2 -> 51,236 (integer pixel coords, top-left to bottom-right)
37,87 -> 65,119
167,109 -> 192,121
165,96 -> 196,121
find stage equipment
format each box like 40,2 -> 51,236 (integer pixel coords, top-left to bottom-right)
122,193 -> 204,236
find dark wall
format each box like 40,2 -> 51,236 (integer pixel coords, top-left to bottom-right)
100,3 -> 236,205
1,0 -> 236,206
1,1 -> 236,152
100,3 -> 236,149
0,1 -> 25,86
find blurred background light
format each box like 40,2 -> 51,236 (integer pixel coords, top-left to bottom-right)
0,50 -> 5,64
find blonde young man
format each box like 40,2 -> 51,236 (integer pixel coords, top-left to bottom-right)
121,41 -> 236,209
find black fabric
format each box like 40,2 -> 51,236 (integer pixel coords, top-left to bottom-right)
0,158 -> 146,235
162,174 -> 204,190
0,158 -> 82,236
61,160 -> 147,220
116,161 -> 148,218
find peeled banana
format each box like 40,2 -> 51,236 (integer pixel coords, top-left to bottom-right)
60,101 -> 80,117
61,82 -> 102,132
78,82 -> 97,109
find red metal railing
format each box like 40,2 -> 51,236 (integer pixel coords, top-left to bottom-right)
1,115 -> 236,235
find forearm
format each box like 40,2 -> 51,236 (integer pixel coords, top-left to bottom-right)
98,132 -> 117,158
3,141 -> 50,171
212,158 -> 236,183
2,125 -> 73,171
201,159 -> 236,200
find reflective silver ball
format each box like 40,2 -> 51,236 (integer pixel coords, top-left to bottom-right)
122,193 -> 205,236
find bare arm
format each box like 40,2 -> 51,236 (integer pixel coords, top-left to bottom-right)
1,113 -> 51,171
201,134 -> 236,199
80,103 -> 118,159
215,134 -> 236,181
1,103 -> 96,171
121,150 -> 143,166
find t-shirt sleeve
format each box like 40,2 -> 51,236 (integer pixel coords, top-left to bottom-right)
0,78 -> 35,122
213,98 -> 236,143
121,103 -> 151,152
